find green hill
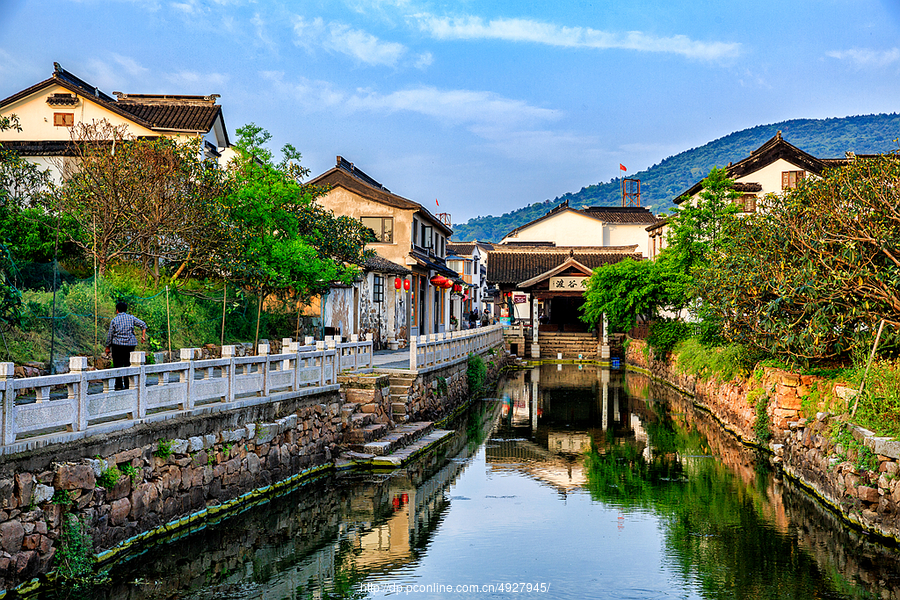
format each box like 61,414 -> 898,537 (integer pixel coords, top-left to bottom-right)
452,113 -> 900,242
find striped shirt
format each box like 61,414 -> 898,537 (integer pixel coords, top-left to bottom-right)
106,313 -> 147,347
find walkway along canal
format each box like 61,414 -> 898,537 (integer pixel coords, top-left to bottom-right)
0,325 -> 506,594
30,364 -> 900,599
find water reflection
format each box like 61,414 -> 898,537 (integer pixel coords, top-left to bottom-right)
39,364 -> 900,600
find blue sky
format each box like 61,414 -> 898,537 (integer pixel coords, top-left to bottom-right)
2,0 -> 900,223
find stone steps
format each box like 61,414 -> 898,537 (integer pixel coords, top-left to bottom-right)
355,421 -> 435,456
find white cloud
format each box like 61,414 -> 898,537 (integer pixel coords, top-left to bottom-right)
412,14 -> 741,61
111,54 -> 149,78
292,15 -> 409,67
262,72 -> 558,129
329,22 -> 407,66
165,70 -> 231,90
346,86 -> 561,128
827,47 -> 900,67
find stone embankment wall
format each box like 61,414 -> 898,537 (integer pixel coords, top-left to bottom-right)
0,348 -> 509,593
626,339 -> 900,543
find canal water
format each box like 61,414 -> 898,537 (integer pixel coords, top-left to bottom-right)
55,365 -> 900,599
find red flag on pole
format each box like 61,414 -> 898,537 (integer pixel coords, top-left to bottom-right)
619,164 -> 627,172
435,198 -> 439,207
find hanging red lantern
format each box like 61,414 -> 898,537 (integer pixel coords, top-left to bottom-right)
430,275 -> 447,287
452,283 -> 461,293
394,277 -> 402,289
443,280 -> 454,289
403,279 -> 410,291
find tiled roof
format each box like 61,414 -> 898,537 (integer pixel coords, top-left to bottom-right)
364,254 -> 412,275
579,206 -> 659,224
674,132 -> 835,204
487,246 -> 640,285
116,103 -> 222,133
309,157 -> 453,236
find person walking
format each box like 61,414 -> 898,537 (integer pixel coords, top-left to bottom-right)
105,301 -> 147,390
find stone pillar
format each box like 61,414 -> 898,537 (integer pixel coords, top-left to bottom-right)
600,313 -> 611,360
222,345 -> 237,403
178,349 -> 197,410
0,363 -> 15,445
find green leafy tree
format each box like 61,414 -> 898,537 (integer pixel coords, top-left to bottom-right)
699,153 -> 900,361
581,257 -> 689,332
220,124 -> 372,343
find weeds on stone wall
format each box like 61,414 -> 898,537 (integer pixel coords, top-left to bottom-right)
153,438 -> 174,459
753,395 -> 772,443
467,353 -> 487,397
96,466 -> 122,490
829,422 -> 879,473
52,515 -> 110,598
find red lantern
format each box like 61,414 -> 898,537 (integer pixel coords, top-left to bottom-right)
430,275 -> 447,287
403,279 -> 410,291
394,277 -> 402,289
443,280 -> 454,289
452,283 -> 461,293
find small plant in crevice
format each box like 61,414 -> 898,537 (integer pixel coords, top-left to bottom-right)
51,489 -> 74,507
121,463 -> 140,484
754,395 -> 772,443
830,422 -> 879,473
223,443 -> 233,458
153,438 -> 174,460
435,376 -> 448,396
96,466 -> 122,490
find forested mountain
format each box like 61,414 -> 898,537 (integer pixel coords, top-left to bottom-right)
452,113 -> 900,242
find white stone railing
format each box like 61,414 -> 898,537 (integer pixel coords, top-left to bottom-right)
409,324 -> 504,371
0,336 -> 372,446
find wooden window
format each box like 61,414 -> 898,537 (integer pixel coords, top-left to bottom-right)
372,275 -> 384,303
53,112 -> 74,127
412,217 -> 418,245
421,225 -> 433,249
735,194 -> 757,213
360,217 -> 393,243
782,170 -> 805,190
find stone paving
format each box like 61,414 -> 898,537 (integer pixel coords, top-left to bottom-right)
371,348 -> 411,370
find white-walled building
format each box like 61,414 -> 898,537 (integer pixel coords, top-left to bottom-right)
499,203 -> 659,258
0,63 -> 231,180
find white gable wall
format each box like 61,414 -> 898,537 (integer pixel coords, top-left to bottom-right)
501,209 -> 650,257
0,83 -> 156,142
501,211 -> 603,246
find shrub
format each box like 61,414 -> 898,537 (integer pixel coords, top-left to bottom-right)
647,319 -> 693,354
467,353 -> 487,397
754,395 -> 772,443
153,438 -> 174,459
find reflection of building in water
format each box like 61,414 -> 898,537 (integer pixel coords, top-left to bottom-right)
489,364 -> 654,495
486,438 -> 586,492
496,364 -> 636,439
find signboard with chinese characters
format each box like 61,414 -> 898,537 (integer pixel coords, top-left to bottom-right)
512,292 -> 528,304
549,276 -> 588,290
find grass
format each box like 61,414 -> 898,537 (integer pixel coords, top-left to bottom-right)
3,262 -> 323,365
669,336 -> 900,439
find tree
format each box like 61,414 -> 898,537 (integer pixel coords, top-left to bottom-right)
699,154 -> 900,361
581,257 -> 689,332
50,120 -> 227,279
219,123 -> 373,343
667,167 -> 740,282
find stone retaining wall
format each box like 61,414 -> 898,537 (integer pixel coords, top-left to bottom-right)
0,344 -> 509,593
626,338 -> 900,543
